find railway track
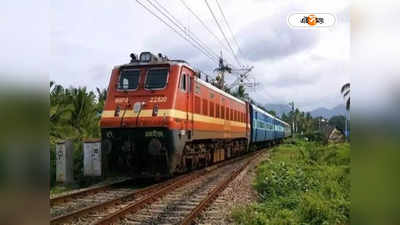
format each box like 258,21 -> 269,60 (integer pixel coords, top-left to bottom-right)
51,178 -> 132,206
50,178 -> 143,219
50,150 -> 265,225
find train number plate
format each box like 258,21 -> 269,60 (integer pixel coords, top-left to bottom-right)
149,96 -> 167,103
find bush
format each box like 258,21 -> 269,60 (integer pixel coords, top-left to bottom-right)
233,139 -> 350,225
303,131 -> 326,143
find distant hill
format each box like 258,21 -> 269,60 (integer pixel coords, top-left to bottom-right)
264,104 -> 291,117
309,104 -> 347,119
264,104 -> 347,119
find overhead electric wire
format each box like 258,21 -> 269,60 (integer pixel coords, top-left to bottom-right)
150,0 -> 220,61
136,0 -> 218,65
145,0 -> 219,62
204,0 -> 242,67
178,0 -> 236,64
214,0 -> 244,58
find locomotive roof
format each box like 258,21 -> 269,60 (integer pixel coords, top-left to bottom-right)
195,78 -> 246,105
115,60 -> 187,69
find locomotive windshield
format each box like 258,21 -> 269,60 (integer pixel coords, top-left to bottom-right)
145,68 -> 168,89
118,69 -> 140,90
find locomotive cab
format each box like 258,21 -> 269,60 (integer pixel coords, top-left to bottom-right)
100,52 -> 195,178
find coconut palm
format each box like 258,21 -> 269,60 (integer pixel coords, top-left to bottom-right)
341,83 -> 350,110
232,85 -> 249,100
66,87 -> 98,139
96,87 -> 108,115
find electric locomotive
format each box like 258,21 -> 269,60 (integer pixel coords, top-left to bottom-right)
100,52 -> 250,178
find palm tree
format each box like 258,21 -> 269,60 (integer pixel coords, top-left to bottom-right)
66,87 -> 98,139
341,83 -> 350,110
96,87 -> 108,115
341,83 -> 350,139
232,85 -> 249,100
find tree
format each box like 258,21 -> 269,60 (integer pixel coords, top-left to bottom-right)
232,85 -> 249,100
341,83 -> 350,139
66,87 -> 98,139
96,87 -> 108,115
281,113 -> 289,123
49,81 -> 103,143
329,115 -> 346,132
267,110 -> 277,117
50,82 -> 74,140
341,83 -> 350,110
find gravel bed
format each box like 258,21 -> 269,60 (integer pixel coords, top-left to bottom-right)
196,152 -> 268,225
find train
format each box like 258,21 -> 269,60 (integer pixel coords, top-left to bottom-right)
100,52 -> 291,178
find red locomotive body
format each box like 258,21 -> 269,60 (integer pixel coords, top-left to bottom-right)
100,52 -> 250,178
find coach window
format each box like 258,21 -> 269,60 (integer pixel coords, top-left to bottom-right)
221,106 -> 225,119
179,73 -> 187,91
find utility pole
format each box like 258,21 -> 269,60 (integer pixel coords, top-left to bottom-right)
214,52 -> 232,90
289,101 -> 295,136
345,110 -> 349,140
238,66 -> 253,85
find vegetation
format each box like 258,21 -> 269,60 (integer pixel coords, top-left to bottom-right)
281,110 -> 321,135
232,85 -> 250,101
49,81 -> 106,187
329,115 -> 346,132
232,138 -> 350,225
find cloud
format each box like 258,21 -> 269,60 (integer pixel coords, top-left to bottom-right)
247,55 -> 350,111
48,0 -> 350,111
234,2 -> 321,62
238,19 -> 319,62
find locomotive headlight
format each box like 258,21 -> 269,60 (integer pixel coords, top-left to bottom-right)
133,102 -> 142,113
140,52 -> 152,62
133,101 -> 145,113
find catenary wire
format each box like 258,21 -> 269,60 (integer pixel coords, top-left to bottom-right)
151,0 -> 221,61
204,0 -> 242,67
136,0 -> 219,65
214,0 -> 244,58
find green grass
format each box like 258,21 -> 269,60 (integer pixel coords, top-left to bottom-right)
50,185 -> 75,196
232,139 -> 350,225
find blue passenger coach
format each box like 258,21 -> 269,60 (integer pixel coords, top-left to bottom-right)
249,104 -> 291,146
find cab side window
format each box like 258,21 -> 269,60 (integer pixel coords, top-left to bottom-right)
180,73 -> 187,91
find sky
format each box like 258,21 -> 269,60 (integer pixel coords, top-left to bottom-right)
49,0 -> 350,111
